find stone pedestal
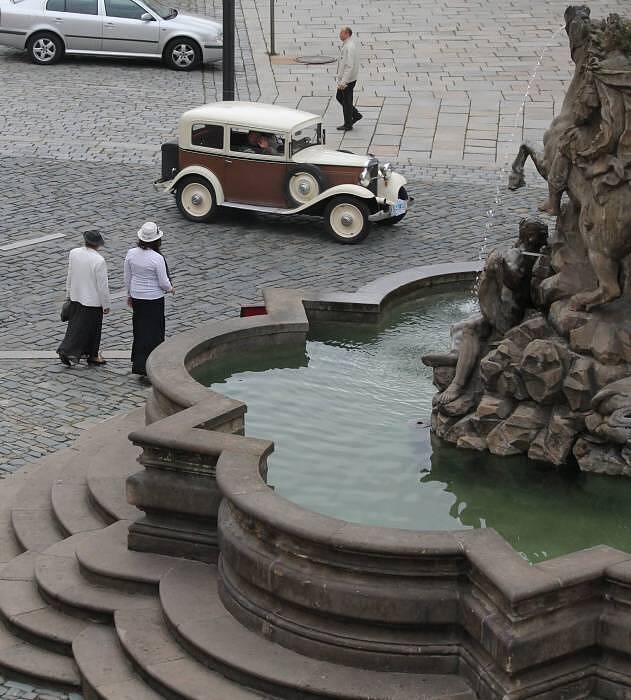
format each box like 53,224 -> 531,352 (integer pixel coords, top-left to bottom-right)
126,399 -> 272,563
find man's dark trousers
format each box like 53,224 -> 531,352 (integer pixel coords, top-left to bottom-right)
336,80 -> 361,128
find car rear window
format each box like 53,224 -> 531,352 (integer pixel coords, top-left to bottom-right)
66,0 -> 98,13
46,0 -> 98,12
191,124 -> 223,150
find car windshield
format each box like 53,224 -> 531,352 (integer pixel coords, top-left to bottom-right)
142,0 -> 176,18
291,124 -> 322,155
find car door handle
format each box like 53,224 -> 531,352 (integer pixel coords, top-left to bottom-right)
54,17 -> 63,21
225,159 -> 232,165
105,22 -> 115,27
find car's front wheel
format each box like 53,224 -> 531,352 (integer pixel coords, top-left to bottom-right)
324,196 -> 370,244
27,32 -> 63,65
176,176 -> 218,222
165,38 -> 201,71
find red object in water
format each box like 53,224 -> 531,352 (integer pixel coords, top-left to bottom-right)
240,305 -> 267,317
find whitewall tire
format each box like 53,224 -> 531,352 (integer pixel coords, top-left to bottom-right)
324,196 -> 370,244
176,176 -> 218,222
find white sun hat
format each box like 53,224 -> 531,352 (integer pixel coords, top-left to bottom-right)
137,221 -> 164,243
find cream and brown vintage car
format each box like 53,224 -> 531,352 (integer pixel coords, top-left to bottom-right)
155,101 -> 410,243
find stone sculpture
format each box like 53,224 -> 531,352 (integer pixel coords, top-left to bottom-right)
423,6 -> 631,474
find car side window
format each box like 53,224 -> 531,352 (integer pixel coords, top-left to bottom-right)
46,0 -> 65,11
65,0 -> 98,13
191,124 -> 223,150
104,0 -> 145,19
230,128 -> 285,157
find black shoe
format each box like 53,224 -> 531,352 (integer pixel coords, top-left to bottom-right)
336,125 -> 353,131
58,352 -> 72,367
352,113 -> 363,124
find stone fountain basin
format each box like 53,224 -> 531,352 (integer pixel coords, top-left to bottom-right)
137,262 -> 631,698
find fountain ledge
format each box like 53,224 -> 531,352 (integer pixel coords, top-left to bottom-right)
126,260 -> 631,699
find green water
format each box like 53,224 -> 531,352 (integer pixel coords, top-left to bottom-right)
193,291 -> 631,563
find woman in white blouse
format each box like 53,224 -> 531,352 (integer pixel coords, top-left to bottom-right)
124,222 -> 174,378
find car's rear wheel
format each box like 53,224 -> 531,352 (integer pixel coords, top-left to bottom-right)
377,186 -> 409,226
324,196 -> 370,244
27,32 -> 63,65
176,176 -> 218,222
165,38 -> 201,71
285,165 -> 327,207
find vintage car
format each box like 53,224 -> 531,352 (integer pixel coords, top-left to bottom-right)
155,101 -> 411,243
0,0 -> 221,69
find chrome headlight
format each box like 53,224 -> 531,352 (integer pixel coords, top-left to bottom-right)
380,162 -> 392,180
359,168 -> 371,188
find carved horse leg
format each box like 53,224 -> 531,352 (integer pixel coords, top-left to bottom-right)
507,144 -> 548,191
569,250 -> 621,310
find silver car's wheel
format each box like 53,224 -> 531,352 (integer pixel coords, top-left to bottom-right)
176,176 -> 217,222
324,196 -> 370,244
28,32 -> 63,65
166,38 -> 201,71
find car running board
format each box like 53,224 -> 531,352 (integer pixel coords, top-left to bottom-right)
221,201 -> 298,215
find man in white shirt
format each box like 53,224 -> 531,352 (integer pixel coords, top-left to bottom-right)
57,230 -> 111,367
336,26 -> 362,131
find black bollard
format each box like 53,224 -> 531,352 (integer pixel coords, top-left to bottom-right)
222,0 -> 235,101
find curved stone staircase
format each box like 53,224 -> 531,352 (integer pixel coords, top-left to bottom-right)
0,409 -> 475,699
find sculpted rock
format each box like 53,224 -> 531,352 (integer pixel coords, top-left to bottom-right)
504,312 -> 553,349
574,438 -> 631,476
569,300 -> 631,364
480,339 -> 523,393
444,414 -> 478,444
520,339 -> 570,404
457,434 -> 487,451
563,357 -> 596,411
474,394 -> 514,435
527,407 -> 584,465
486,403 -> 550,456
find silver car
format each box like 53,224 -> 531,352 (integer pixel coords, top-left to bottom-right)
0,0 -> 222,69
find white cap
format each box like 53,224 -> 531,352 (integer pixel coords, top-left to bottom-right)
137,221 -> 163,243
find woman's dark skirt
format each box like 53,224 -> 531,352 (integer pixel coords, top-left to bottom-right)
57,302 -> 103,360
131,297 -> 165,375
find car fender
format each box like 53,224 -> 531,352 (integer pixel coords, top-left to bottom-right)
159,29 -> 204,54
378,172 -> 407,203
296,183 -> 376,214
160,165 -> 224,204
24,22 -> 64,46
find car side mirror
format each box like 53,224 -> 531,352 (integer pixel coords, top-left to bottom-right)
141,12 -> 154,20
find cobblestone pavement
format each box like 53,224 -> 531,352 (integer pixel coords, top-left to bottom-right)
1,153 -> 546,474
242,0 -> 630,164
0,0 -> 258,166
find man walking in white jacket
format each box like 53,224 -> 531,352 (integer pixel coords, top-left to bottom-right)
335,26 -> 362,131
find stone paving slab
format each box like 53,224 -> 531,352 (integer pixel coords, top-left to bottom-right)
241,0 -> 630,164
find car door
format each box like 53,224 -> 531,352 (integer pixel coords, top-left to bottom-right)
102,0 -> 159,55
223,127 -> 289,208
44,0 -> 102,51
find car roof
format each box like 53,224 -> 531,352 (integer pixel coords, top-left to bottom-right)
181,101 -> 320,132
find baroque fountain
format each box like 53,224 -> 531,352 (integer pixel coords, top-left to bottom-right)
424,6 -> 631,475
3,7 -> 631,700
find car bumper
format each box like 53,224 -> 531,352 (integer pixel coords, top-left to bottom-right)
370,195 -> 414,221
202,45 -> 222,64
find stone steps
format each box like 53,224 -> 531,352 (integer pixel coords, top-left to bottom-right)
73,623 -> 164,699
0,551 -> 86,654
0,616 -> 80,689
161,560 -> 475,700
51,482 -> 105,538
35,534 -> 156,622
115,606 -> 264,699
